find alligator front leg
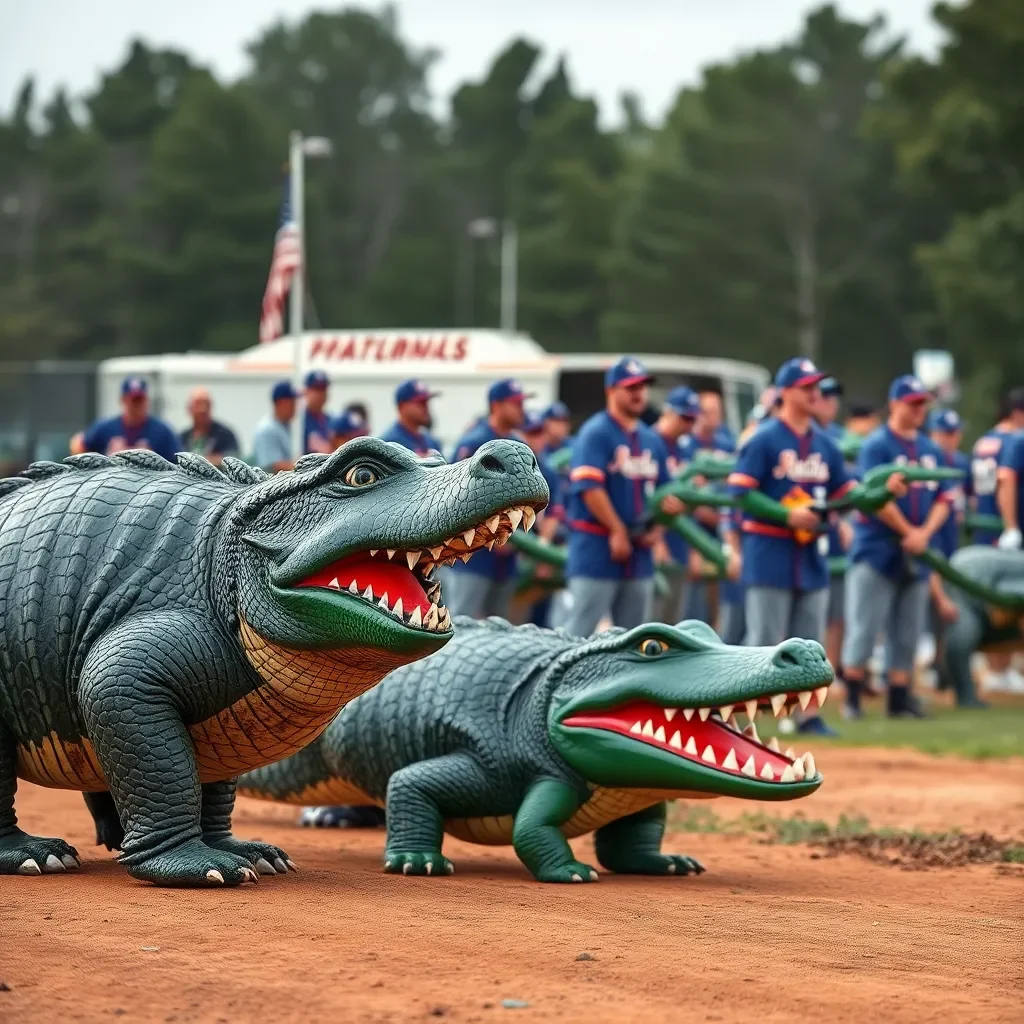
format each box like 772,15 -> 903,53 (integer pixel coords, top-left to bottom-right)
384,753 -> 492,877
78,614 -> 259,887
200,779 -> 295,875
0,720 -> 79,875
594,802 -> 704,876
512,778 -> 596,883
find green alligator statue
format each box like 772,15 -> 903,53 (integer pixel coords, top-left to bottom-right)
238,618 -> 832,883
0,440 -> 548,886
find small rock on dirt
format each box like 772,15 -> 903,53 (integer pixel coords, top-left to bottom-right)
575,952 -> 596,961
501,999 -> 530,1009
0,982 -> 10,992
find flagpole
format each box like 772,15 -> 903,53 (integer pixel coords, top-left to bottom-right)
288,130 -> 305,463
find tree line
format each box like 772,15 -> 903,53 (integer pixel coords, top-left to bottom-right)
0,0 -> 1020,420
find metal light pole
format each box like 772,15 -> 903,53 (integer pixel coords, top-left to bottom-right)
464,217 -> 518,334
287,131 -> 332,461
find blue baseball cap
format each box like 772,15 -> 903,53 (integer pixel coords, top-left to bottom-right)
605,357 -> 654,389
271,381 -> 299,402
487,378 -> 534,404
520,411 -> 546,435
395,379 -> 440,405
333,409 -> 368,438
542,401 -> 571,422
121,376 -> 148,397
304,370 -> 329,390
664,386 -> 701,419
889,374 -> 932,403
819,376 -> 843,397
774,358 -> 827,390
930,409 -> 962,433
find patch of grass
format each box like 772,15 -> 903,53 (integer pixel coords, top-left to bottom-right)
758,700 -> 1024,759
1003,844 -> 1024,864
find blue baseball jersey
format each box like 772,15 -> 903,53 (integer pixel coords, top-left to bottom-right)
82,415 -> 179,463
450,421 -> 524,581
997,432 -> 1024,531
933,447 -> 971,558
971,427 -> 1015,543
303,409 -> 333,454
727,418 -> 852,591
379,421 -> 442,456
850,425 -> 954,581
566,411 -> 671,580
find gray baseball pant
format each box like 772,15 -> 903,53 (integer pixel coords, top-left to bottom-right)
447,572 -> 518,620
744,586 -> 829,646
563,577 -> 655,637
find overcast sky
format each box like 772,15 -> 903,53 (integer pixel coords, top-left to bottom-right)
4,0 -> 942,123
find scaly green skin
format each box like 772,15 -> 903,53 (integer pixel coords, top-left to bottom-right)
238,618 -> 833,883
2,439 -> 548,887
940,546 -> 1024,706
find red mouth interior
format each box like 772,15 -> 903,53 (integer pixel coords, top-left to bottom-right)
563,701 -> 797,780
298,551 -> 429,614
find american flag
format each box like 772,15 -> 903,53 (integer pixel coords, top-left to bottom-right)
258,176 -> 301,343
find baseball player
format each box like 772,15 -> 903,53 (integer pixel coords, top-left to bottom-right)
302,370 -> 334,454
541,401 -> 574,460
563,357 -> 684,635
842,375 -> 954,720
997,423 -> 1024,552
380,379 -> 443,455
329,408 -> 369,448
446,379 -> 532,619
71,376 -> 179,462
727,358 -> 853,735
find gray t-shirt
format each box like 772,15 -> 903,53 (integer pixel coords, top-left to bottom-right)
251,415 -> 293,470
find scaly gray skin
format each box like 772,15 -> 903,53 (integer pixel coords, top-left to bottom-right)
942,546 -> 1024,707
238,618 -> 833,883
1,439 -> 548,887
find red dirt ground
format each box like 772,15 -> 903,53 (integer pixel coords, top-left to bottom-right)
2,747 -> 1022,1024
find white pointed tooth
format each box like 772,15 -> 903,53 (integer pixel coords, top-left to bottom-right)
369,549 -> 379,557
440,609 -> 452,631
718,704 -> 734,722
409,605 -> 423,627
328,577 -> 341,590
741,755 -> 757,777
458,552 -> 473,563
684,736 -> 698,756
522,506 -> 536,531
485,539 -> 496,551
815,686 -> 829,709
406,550 -> 421,570
386,549 -> 396,560
698,707 -> 711,721
463,527 -> 476,547
391,597 -> 404,619
767,737 -> 781,753
745,700 -> 759,721
629,721 -> 642,735
654,726 -> 666,742
760,763 -> 775,781
780,765 -> 796,783
362,585 -> 374,602
641,720 -> 655,738
770,693 -> 788,716
377,592 -> 390,610
348,580 -> 360,595
785,748 -> 797,759
664,708 -> 677,722
742,722 -> 760,743
486,514 -> 501,533
701,745 -> 717,764
798,690 -> 813,711
803,752 -> 817,778
425,605 -> 439,629
683,708 -> 694,721
430,545 -> 444,560
506,507 -> 523,531
792,758 -> 806,781
669,731 -> 682,749
722,749 -> 739,770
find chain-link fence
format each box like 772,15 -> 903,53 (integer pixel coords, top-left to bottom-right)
0,362 -> 97,476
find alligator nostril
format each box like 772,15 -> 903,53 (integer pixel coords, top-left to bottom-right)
478,454 -> 506,475
772,640 -> 805,669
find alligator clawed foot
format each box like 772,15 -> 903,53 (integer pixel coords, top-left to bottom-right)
383,850 -> 454,877
0,829 -> 80,875
123,838 -> 264,887
536,860 -> 600,884
204,837 -> 297,875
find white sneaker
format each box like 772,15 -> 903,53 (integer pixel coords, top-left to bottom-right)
1004,668 -> 1024,694
981,669 -> 1010,694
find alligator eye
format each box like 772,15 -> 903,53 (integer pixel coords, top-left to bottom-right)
638,638 -> 667,657
344,465 -> 378,487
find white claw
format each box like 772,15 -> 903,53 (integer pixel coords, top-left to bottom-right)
641,720 -> 655,737
206,869 -> 225,884
362,585 -> 374,602
760,764 -> 775,781
722,749 -> 739,770
378,592 -> 390,610
571,873 -> 582,882
255,857 -> 276,876
409,605 -> 423,627
43,854 -> 65,872
446,862 -> 455,875
780,765 -> 796,783
61,854 -> 79,870
506,508 -> 524,531
664,708 -> 677,722
798,690 -> 813,711
463,528 -> 476,547
669,731 -> 682,749
402,862 -> 412,875
767,737 -> 781,753
17,858 -> 41,875
654,725 -> 666,742
770,693 -> 788,716
588,870 -> 599,881
741,756 -> 757,777
698,707 -> 711,721
684,736 -> 698,756
406,550 -> 422,570
701,745 -> 717,764
391,597 -> 404,619
814,686 -> 829,709
522,507 -> 537,531
426,862 -> 434,876
745,699 -> 759,721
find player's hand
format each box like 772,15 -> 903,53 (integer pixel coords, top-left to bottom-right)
534,562 -> 554,580
838,518 -> 854,551
695,507 -> 719,527
609,525 -> 633,563
997,527 -> 1022,551
786,507 -> 821,531
886,472 -> 909,498
652,539 -> 672,566
901,527 -> 929,555
726,548 -> 742,580
936,594 -> 959,624
660,495 -> 687,517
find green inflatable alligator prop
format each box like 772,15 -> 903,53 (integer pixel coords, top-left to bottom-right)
1,440 -> 548,886
238,618 -> 833,883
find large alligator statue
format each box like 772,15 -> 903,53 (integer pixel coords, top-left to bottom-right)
941,546 -> 1024,707
238,617 -> 832,883
0,439 -> 548,886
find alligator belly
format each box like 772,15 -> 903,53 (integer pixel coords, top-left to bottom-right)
16,733 -> 106,791
279,778 -> 379,807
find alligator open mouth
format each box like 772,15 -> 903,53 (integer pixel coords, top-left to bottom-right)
296,504 -> 537,633
562,686 -> 829,784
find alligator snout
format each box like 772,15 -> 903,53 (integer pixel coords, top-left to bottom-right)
771,637 -> 829,671
469,439 -> 542,490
